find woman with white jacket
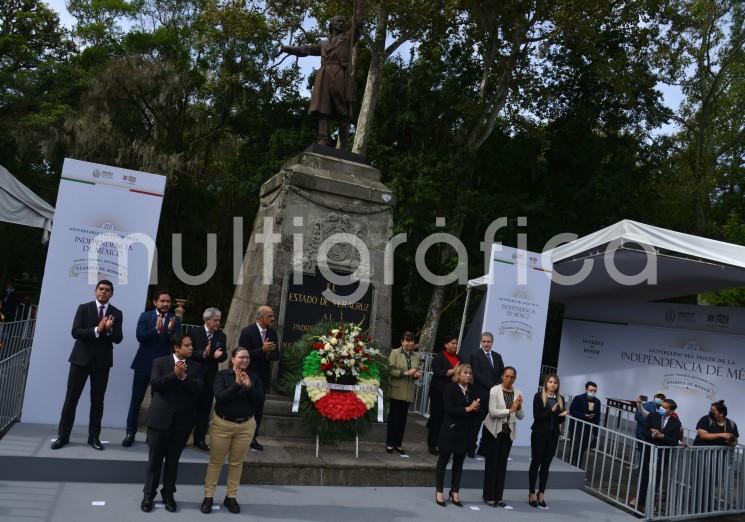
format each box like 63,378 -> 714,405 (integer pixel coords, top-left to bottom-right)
482,366 -> 524,508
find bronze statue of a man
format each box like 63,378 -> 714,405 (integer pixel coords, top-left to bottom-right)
281,14 -> 363,148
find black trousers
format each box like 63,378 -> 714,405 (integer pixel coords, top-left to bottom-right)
193,373 -> 216,439
143,427 -> 191,497
467,405 -> 488,454
435,451 -> 466,493
58,362 -> 110,439
125,371 -> 150,435
528,430 -> 559,494
386,399 -> 410,447
483,429 -> 513,502
427,395 -> 444,450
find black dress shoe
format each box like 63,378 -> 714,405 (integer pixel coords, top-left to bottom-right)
250,439 -> 263,451
386,446 -> 394,453
200,497 -> 213,514
50,437 -> 69,450
162,494 -> 177,512
88,438 -> 105,451
449,491 -> 463,507
122,434 -> 135,447
195,438 -> 210,451
223,496 -> 240,514
141,496 -> 154,512
466,451 -> 476,459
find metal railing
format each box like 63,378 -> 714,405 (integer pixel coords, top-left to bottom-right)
0,319 -> 36,435
558,414 -> 745,520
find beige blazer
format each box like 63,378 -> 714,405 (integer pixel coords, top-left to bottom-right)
388,348 -> 421,403
484,384 -> 525,441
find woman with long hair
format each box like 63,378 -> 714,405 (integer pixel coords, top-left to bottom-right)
434,363 -> 480,507
427,335 -> 460,455
528,373 -> 567,509
694,400 -> 739,446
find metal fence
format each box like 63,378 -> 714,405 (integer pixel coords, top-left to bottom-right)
558,414 -> 745,520
0,319 -> 36,434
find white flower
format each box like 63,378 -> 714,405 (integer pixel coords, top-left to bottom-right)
331,329 -> 339,335
329,338 -> 338,346
329,353 -> 335,361
349,359 -> 355,366
324,343 -> 332,350
321,357 -> 328,364
345,342 -> 354,350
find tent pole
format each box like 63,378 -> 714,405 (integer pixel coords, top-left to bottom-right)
456,287 -> 471,354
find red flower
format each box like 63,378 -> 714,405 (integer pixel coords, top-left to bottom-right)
312,342 -> 324,350
314,391 -> 368,421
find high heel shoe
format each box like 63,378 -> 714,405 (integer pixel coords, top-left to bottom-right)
449,491 -> 463,507
435,493 -> 446,507
528,494 -> 538,508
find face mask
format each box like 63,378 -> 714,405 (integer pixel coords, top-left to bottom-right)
657,407 -> 666,415
654,398 -> 663,406
586,391 -> 596,399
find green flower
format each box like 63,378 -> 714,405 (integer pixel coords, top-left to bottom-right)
303,351 -> 322,377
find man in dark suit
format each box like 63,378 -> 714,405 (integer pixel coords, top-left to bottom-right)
52,279 -> 123,451
188,307 -> 227,450
122,290 -> 181,447
2,280 -> 21,322
569,381 -> 602,467
636,399 -> 682,511
468,331 -> 504,457
141,334 -> 203,513
237,305 -> 279,451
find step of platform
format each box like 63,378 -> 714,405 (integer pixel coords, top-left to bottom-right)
0,422 -> 586,488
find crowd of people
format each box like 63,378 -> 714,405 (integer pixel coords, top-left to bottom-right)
45,280 -> 741,514
49,280 -> 279,514
388,331 -> 741,511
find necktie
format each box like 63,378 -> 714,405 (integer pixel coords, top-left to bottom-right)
98,305 -> 104,321
260,329 -> 266,342
207,330 -> 214,343
158,313 -> 165,333
487,352 -> 494,368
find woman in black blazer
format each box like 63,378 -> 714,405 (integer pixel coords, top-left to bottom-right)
528,373 -> 567,509
434,363 -> 480,507
427,335 -> 461,455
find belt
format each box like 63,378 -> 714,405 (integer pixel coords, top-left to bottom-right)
217,413 -> 252,424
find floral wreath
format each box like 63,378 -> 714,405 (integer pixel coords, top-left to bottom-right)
301,322 -> 380,422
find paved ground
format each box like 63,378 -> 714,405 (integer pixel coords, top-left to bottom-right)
0,482 -> 636,522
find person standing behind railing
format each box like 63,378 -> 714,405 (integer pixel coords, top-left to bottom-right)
482,366 -> 524,509
634,398 -> 682,512
427,335 -> 460,456
528,373 -> 567,509
633,392 -> 666,468
568,381 -> 601,468
694,400 -> 739,447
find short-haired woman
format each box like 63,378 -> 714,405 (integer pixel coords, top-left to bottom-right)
434,363 -> 480,507
427,335 -> 460,455
694,400 -> 739,447
483,366 -> 524,509
528,373 -> 567,509
386,331 -> 422,454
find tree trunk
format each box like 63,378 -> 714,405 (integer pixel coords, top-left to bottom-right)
353,4 -> 387,155
418,283 -> 447,353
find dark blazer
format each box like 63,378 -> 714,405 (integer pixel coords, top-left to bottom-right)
569,393 -> 602,425
237,324 -> 279,386
131,310 -> 182,373
643,412 -> 682,446
429,353 -> 459,400
146,355 -> 203,431
438,382 -> 475,454
213,368 -> 264,419
470,349 -> 504,403
531,392 -> 567,435
68,301 -> 124,368
635,400 -> 658,439
188,326 -> 228,380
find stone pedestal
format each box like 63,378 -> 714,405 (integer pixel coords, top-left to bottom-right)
224,147 -> 394,355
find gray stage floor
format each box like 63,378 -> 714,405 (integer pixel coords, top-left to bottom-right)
0,482 -> 636,522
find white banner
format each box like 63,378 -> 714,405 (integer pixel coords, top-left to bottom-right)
24,158 -> 166,429
558,318 -> 745,431
482,245 -> 553,446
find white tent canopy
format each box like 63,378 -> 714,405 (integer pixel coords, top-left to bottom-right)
467,219 -> 745,302
0,165 -> 54,242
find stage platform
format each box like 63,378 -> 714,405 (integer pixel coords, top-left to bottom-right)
0,421 -> 585,488
0,482 -> 636,522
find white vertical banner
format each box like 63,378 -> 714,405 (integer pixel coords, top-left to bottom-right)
482,245 -> 553,446
24,158 -> 166,429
